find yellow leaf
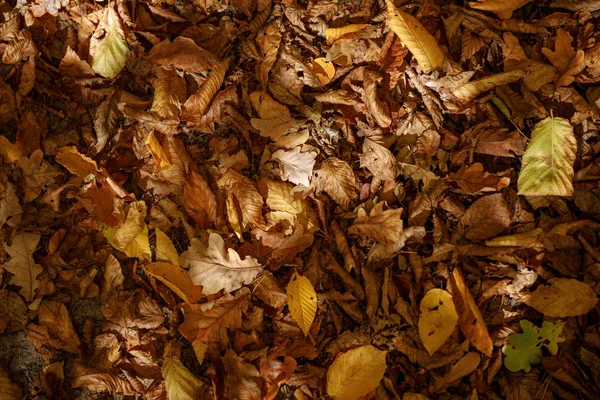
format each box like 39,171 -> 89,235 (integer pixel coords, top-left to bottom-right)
144,262 -> 203,304
386,1 -> 444,74
484,228 -> 544,248
418,289 -> 458,355
325,24 -> 371,44
144,132 -> 172,173
2,232 -> 42,302
162,341 -> 205,400
286,272 -> 317,336
326,345 -> 387,400
522,278 -> 598,317
155,228 -> 179,266
0,365 -> 22,400
469,0 -> 532,20
90,7 -> 130,79
104,225 -> 152,261
113,201 -> 147,249
55,146 -> 98,177
182,58 -> 230,120
453,70 -> 525,103
150,67 -> 186,119
181,233 -> 262,295
192,340 -> 207,364
310,57 -> 336,86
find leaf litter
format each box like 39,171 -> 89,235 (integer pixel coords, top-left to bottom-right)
0,0 -> 600,399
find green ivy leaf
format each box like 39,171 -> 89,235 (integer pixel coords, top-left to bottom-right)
502,319 -> 565,372
517,116 -> 576,196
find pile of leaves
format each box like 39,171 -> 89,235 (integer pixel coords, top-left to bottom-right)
1,0 -> 600,399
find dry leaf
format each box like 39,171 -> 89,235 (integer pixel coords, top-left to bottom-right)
155,228 -> 179,266
349,205 -> 403,244
257,22 -> 281,88
325,24 -> 371,44
469,0 -> 532,19
448,163 -> 510,193
182,58 -> 230,121
90,7 -> 130,79
38,301 -> 81,353
182,233 -> 262,295
326,345 -> 388,400
218,169 -> 265,232
310,57 -> 336,86
144,262 -> 204,304
418,289 -> 458,355
150,67 -> 186,119
541,29 -> 585,87
453,70 -> 525,103
2,232 -> 42,302
272,147 -> 317,187
60,46 -> 95,79
522,278 -> 598,317
162,340 -> 206,400
184,167 -> 217,229
312,157 -> 357,207
0,365 -> 22,400
386,1 -> 444,73
458,194 -> 511,240
55,146 -> 98,177
71,361 -> 138,395
147,36 -> 219,74
286,272 -> 317,336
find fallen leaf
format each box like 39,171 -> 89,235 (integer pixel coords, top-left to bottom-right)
518,116 -> 576,196
155,228 -> 179,266
521,278 -> 598,317
433,352 -> 481,392
326,345 -> 388,400
150,67 -> 186,119
147,36 -> 219,74
458,193 -> 511,240
144,262 -> 204,304
71,361 -> 138,395
541,29 -> 585,87
2,232 -> 42,302
218,169 -> 265,233
257,22 -> 281,88
38,301 -> 81,353
310,57 -> 336,86
162,340 -> 207,400
181,233 -> 262,295
448,163 -> 510,193
349,205 -> 403,244
453,70 -> 525,103
272,147 -> 317,187
0,182 -> 22,228
418,288 -> 458,355
90,7 -> 130,79
325,24 -> 371,44
386,1 -> 444,73
0,365 -> 22,400
469,0 -> 532,19
184,166 -> 217,229
223,349 -> 264,400
55,146 -> 98,177
59,46 -> 95,79
182,58 -> 230,121
286,272 -> 317,336
312,157 -> 357,207
502,319 -> 564,372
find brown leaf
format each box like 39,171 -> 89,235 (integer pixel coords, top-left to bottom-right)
541,29 -> 585,87
2,30 -> 37,65
181,58 -> 230,122
312,157 -> 357,207
147,36 -> 220,74
2,232 -> 43,302
71,361 -> 138,395
0,290 -> 28,333
448,163 -> 510,193
458,193 -> 511,240
0,365 -> 22,400
363,70 -> 391,128
184,166 -> 217,229
256,22 -> 281,88
349,205 -> 403,244
150,67 -> 187,119
59,46 -> 95,79
38,301 -> 81,353
218,169 -> 264,232
223,349 -> 264,400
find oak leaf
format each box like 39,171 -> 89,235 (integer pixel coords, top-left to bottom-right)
2,232 -> 42,302
90,7 -> 130,79
19,150 -> 60,203
521,278 -> 598,317
503,320 -> 564,372
541,29 -> 585,87
272,147 -> 317,187
182,233 -> 262,295
418,289 -> 458,355
326,345 -> 388,400
386,1 -> 444,73
286,272 -> 317,336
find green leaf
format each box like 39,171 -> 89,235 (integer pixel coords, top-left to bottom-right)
502,319 -> 565,372
90,7 -> 130,79
517,116 -> 576,196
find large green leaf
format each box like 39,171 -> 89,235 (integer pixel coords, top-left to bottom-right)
90,7 -> 130,79
518,116 -> 576,196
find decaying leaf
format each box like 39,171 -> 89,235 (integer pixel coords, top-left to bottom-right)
518,116 -> 577,196
326,345 -> 388,400
181,233 -> 262,295
90,7 -> 130,79
418,289 -> 458,355
55,146 -> 98,177
182,58 -> 230,121
2,232 -> 42,302
286,272 -> 317,336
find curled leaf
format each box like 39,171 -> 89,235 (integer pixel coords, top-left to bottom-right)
453,70 -> 525,103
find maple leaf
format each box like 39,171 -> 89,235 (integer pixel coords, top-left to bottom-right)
90,7 -> 130,79
2,232 -> 42,302
272,147 -> 317,187
181,233 -> 262,295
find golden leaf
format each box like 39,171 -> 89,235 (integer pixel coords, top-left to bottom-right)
326,345 -> 388,400
2,232 -> 42,302
90,7 -> 130,79
112,201 -> 147,249
309,57 -> 336,86
256,22 -> 281,88
541,29 -> 585,87
386,1 -> 444,74
150,67 -> 186,119
162,341 -> 206,400
418,288 -> 458,355
181,58 -> 230,121
325,24 -> 371,44
145,262 -> 204,304
312,157 -> 357,207
182,233 -> 262,295
469,0 -> 532,20
155,228 -> 179,266
349,205 -> 403,244
522,278 -> 598,317
144,132 -> 172,173
286,272 -> 317,336
104,225 -> 152,261
55,146 -> 98,177
449,269 -> 493,357
0,365 -> 22,400
453,70 -> 525,103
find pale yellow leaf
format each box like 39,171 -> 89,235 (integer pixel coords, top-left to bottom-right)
469,0 -> 532,20
113,201 -> 147,249
326,345 -> 388,400
144,262 -> 203,304
2,232 -> 42,302
90,7 -> 130,79
418,289 -> 458,355
310,57 -> 336,86
55,146 -> 98,177
522,278 -> 598,317
286,272 -> 317,336
386,1 -> 444,74
104,225 -> 152,261
155,228 -> 179,266
162,341 -> 205,400
181,233 -> 263,295
453,70 -> 525,103
325,24 -> 371,44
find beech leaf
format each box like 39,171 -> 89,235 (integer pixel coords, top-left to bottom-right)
521,278 -> 598,317
517,116 -> 577,196
286,272 -> 317,336
453,70 -> 525,103
418,289 -> 458,355
90,7 -> 130,79
162,341 -> 206,400
469,0 -> 532,19
326,345 -> 388,400
272,147 -> 317,187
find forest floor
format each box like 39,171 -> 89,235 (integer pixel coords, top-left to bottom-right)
1,0 -> 600,399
